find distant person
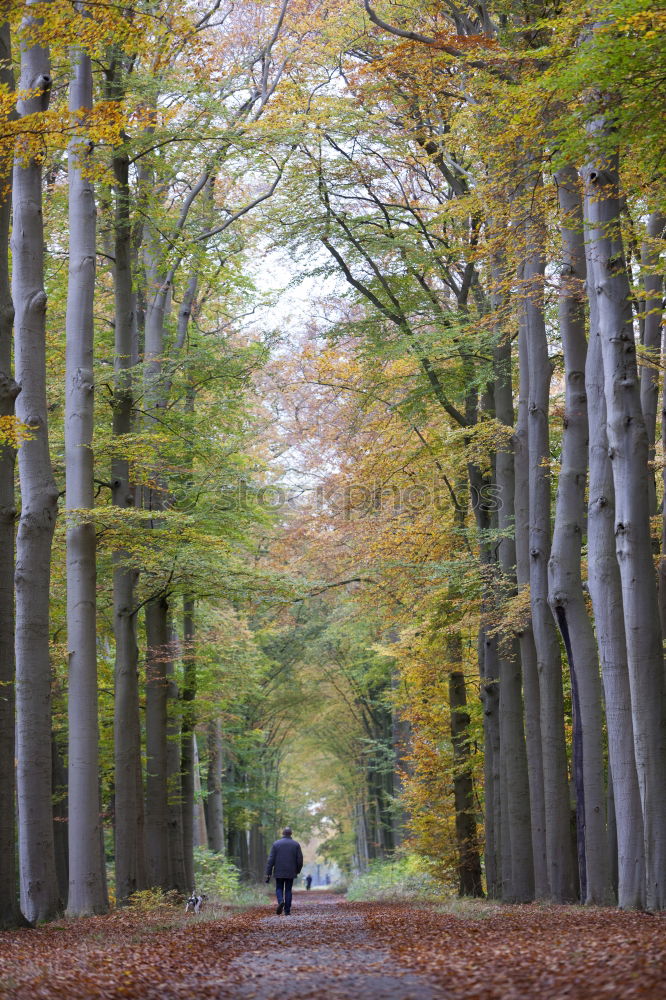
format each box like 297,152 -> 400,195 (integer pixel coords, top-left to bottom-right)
325,873 -> 331,886
305,874 -> 312,891
265,826 -> 303,915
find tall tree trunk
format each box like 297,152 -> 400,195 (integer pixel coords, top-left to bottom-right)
643,215 -> 666,630
523,215 -> 576,902
586,300 -> 645,909
639,212 -> 664,527
206,720 -> 225,853
13,1 -> 61,923
448,637 -> 484,897
65,33 -> 107,916
0,20 -> 26,931
192,733 -> 209,848
166,632 -> 187,893
249,824 -> 266,882
175,277 -> 198,889
141,207 -> 177,888
480,623 -> 501,897
181,599 -> 196,888
548,166 -> 611,904
515,310 -> 549,899
110,136 -> 146,901
493,302 -> 534,902
354,799 -> 370,872
469,458 -> 502,898
583,151 -> 661,906
390,692 -> 411,849
145,595 -> 170,888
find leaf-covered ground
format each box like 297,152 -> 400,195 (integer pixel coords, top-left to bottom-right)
1,892 -> 665,999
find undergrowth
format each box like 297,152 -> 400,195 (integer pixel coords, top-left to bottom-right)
346,855 -> 448,903
192,848 -> 266,906
118,851 -> 268,917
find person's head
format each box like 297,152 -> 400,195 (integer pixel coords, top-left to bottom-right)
282,826 -> 292,838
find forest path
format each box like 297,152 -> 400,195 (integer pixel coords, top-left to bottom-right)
216,891 -> 442,999
2,892 -> 666,999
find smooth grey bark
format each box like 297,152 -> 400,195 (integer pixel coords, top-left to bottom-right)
607,764 -> 619,898
65,37 -> 107,916
206,720 -> 225,853
13,2 -> 62,923
181,599 -> 196,888
166,631 -> 187,894
643,214 -> 666,632
109,99 -> 146,903
583,152 -> 664,906
547,167 -> 611,904
145,595 -> 170,888
142,209 -> 175,889
0,21 -> 26,931
493,307 -> 534,903
639,213 -> 664,523
586,285 -> 646,909
515,312 -> 549,899
174,279 -> 198,889
522,217 -> 576,902
354,798 -> 370,873
176,273 -> 198,354
142,180 -> 211,890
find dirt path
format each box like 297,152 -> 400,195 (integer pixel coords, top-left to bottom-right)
215,892 -> 442,999
2,891 -> 666,999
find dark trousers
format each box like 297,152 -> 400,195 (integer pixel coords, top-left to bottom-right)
275,877 -> 293,913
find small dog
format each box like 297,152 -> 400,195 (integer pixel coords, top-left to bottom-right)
185,893 -> 207,914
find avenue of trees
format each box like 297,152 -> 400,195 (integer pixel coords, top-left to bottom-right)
0,0 -> 665,928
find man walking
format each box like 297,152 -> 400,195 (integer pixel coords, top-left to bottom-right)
265,826 -> 303,915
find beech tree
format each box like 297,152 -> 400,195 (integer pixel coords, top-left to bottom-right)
65,18 -> 108,916
13,0 -> 62,924
0,18 -> 25,931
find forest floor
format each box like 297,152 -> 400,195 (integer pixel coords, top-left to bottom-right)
1,891 -> 666,999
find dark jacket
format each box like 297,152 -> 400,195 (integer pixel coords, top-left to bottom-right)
265,836 -> 303,880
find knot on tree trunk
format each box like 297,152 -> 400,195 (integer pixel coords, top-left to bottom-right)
27,290 -> 47,314
73,369 -> 94,393
581,165 -> 613,188
20,413 -> 43,432
30,73 -> 52,110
